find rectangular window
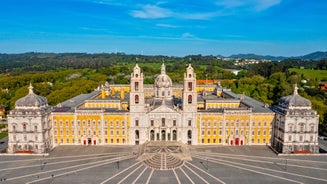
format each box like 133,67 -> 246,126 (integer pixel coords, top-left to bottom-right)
135,120 -> 139,126
188,120 -> 192,126
151,120 -> 154,126
173,120 -> 176,126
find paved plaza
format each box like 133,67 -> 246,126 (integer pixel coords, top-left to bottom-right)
0,143 -> 327,184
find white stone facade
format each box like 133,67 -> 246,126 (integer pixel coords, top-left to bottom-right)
272,85 -> 319,153
129,63 -> 197,145
7,84 -> 52,154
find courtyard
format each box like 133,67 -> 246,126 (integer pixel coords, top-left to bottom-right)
0,143 -> 326,184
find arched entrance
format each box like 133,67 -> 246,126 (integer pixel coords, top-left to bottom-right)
235,138 -> 239,145
135,130 -> 140,145
150,130 -> 155,141
173,130 -> 177,140
187,130 -> 192,144
161,130 -> 166,140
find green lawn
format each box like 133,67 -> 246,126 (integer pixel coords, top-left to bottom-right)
0,132 -> 7,140
0,124 -> 7,129
289,68 -> 327,81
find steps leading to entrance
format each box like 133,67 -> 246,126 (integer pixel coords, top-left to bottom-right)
137,141 -> 191,170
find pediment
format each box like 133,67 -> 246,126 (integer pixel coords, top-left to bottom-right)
150,104 -> 179,114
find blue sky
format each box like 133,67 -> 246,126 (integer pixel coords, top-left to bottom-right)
0,0 -> 326,56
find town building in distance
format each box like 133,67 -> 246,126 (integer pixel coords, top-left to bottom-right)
7,64 -> 319,154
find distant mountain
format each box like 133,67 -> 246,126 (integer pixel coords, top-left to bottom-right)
228,51 -> 327,61
296,51 -> 327,60
228,54 -> 286,61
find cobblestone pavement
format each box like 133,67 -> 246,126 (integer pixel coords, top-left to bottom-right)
0,144 -> 326,184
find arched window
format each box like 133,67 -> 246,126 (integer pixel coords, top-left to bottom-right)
299,123 -> 304,132
188,82 -> 192,91
162,118 -> 165,127
188,95 -> 192,104
23,123 -> 26,131
135,130 -> 139,139
288,124 -> 293,132
135,82 -> 139,91
135,95 -> 139,104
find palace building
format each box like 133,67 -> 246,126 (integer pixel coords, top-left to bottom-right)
7,64 -> 319,154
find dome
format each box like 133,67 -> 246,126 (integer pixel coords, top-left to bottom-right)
15,84 -> 48,107
155,63 -> 172,88
278,84 -> 311,108
155,74 -> 172,88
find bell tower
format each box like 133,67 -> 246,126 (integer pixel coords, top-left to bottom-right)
182,64 -> 197,112
130,64 -> 145,112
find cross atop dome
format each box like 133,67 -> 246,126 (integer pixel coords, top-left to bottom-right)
28,83 -> 34,94
161,63 -> 166,74
293,84 -> 298,95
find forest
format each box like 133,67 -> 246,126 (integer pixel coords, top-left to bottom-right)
0,53 -> 326,135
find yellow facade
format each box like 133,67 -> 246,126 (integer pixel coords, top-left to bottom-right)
197,111 -> 274,145
52,113 -> 130,145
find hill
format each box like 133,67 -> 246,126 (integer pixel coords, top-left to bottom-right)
229,51 -> 327,61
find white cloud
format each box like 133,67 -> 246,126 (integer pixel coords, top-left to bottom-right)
181,32 -> 196,39
253,0 -> 281,11
216,0 -> 281,11
177,11 -> 223,20
130,4 -> 222,20
156,24 -> 178,28
130,4 -> 172,19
